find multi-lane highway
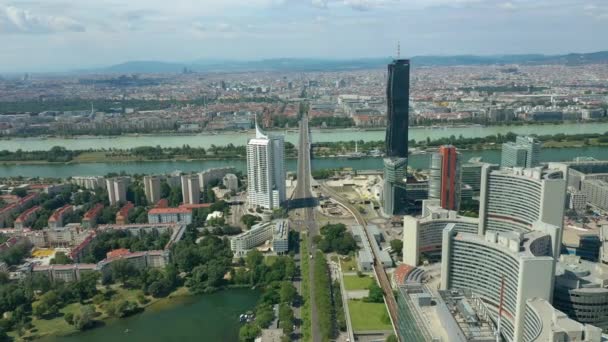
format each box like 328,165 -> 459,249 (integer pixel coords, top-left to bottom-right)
292,113 -> 321,342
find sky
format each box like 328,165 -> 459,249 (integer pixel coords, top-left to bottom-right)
0,0 -> 607,72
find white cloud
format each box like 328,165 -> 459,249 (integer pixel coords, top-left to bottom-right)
0,6 -> 85,34
498,2 -> 517,10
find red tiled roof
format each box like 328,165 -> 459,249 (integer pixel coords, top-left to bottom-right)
148,207 -> 191,215
15,206 -> 41,223
155,199 -> 169,208
49,204 -> 72,222
83,203 -> 104,220
118,202 -> 134,217
106,248 -> 131,259
179,203 -> 211,209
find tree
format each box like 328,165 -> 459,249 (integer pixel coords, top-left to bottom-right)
160,181 -> 171,199
386,334 -> 398,342
73,305 -> 96,330
239,323 -> 261,342
33,290 -> 60,318
279,281 -> 297,304
72,272 -> 100,301
241,215 -> 260,229
50,252 -> 73,265
169,187 -> 183,207
64,312 -> 74,325
111,259 -> 138,284
11,188 -> 27,198
390,239 -> 403,256
278,302 -> 294,335
246,250 -> 264,269
255,304 -> 275,328
365,283 -> 384,303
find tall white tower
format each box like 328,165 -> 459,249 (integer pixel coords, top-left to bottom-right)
246,120 -> 286,209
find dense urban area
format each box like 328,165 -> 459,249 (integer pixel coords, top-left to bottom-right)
1,54 -> 608,342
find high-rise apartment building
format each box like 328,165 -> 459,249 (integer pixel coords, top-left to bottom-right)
143,175 -> 161,205
181,174 -> 200,205
501,135 -> 541,168
106,177 -> 129,205
382,59 -> 410,216
428,145 -> 461,210
247,123 -> 286,209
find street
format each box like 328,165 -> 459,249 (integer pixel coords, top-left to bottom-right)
291,113 -> 321,342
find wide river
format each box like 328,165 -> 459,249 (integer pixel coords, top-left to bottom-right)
2,146 -> 608,179
3,122 -> 608,152
44,289 -> 259,342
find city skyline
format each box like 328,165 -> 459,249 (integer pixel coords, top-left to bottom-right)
1,0 -> 608,72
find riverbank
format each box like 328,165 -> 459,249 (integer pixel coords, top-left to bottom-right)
4,146 -> 608,179
3,121 -> 608,152
1,137 -> 607,167
3,119 -> 607,140
11,286 -> 192,341
35,287 -> 260,342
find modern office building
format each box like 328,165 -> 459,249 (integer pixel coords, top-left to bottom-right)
106,177 -> 129,205
460,157 -> 489,196
525,298 -> 602,342
143,175 -> 161,204
428,145 -> 461,210
181,174 -> 200,205
382,157 -> 408,216
385,59 -> 410,158
246,122 -> 286,209
382,58 -> 410,216
501,135 -> 541,168
223,173 -> 239,192
441,226 -> 555,342
478,164 -> 567,255
403,200 -> 478,266
553,254 -> 608,331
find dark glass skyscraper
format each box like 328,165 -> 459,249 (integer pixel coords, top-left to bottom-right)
385,59 -> 410,158
383,59 -> 410,216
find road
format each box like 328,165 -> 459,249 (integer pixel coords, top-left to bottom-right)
320,184 -> 400,339
291,113 -> 321,342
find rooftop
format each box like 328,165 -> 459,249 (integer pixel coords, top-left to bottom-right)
555,254 -> 608,291
149,207 -> 192,215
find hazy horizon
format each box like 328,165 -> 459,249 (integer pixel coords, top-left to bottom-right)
1,0 -> 607,72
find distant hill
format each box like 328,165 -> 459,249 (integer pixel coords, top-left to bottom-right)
90,51 -> 608,74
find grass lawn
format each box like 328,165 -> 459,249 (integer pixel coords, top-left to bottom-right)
14,286 -> 154,340
343,275 -> 375,291
339,257 -> 357,272
21,302 -> 81,340
348,300 -> 392,331
264,255 -> 279,266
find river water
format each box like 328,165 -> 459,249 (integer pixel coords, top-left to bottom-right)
3,122 -> 608,152
2,147 -> 608,179
44,289 -> 259,342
